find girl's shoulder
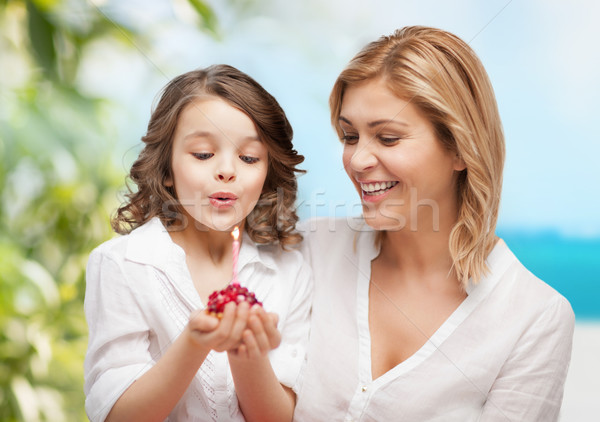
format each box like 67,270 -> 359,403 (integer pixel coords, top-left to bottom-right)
89,234 -> 129,263
88,218 -> 166,266
250,237 -> 306,274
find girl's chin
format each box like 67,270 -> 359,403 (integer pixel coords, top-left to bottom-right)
188,215 -> 245,233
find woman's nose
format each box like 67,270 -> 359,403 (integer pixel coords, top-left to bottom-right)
347,141 -> 378,172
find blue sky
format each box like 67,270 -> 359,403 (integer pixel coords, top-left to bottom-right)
79,0 -> 600,237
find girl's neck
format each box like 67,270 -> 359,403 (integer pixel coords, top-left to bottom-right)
168,221 -> 240,265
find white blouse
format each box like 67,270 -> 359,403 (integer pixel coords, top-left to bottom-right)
84,217 -> 312,422
293,217 -> 574,422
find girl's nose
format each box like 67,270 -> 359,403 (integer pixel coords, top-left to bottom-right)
218,172 -> 235,182
216,158 -> 236,182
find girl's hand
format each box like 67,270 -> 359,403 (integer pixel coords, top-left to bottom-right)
230,306 -> 281,360
187,301 -> 250,352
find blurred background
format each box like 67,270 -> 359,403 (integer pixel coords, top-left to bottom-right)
1,0 -> 598,420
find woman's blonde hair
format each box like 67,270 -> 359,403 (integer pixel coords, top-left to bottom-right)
113,64 -> 305,248
330,26 -> 505,286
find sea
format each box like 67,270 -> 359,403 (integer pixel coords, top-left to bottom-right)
498,229 -> 600,321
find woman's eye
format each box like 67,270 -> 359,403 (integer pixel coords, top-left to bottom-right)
192,152 -> 214,160
378,136 -> 401,145
240,155 -> 259,164
341,135 -> 359,145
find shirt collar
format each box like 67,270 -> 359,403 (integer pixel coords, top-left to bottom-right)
124,217 -> 179,269
238,229 -> 278,272
124,217 -> 277,272
355,219 -> 380,262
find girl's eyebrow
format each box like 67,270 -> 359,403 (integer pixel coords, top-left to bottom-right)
183,131 -> 261,147
242,135 -> 261,142
183,130 -> 211,141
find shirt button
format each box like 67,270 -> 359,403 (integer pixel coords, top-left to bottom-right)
291,348 -> 297,358
361,385 -> 368,392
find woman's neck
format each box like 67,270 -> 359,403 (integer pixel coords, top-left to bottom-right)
376,204 -> 458,281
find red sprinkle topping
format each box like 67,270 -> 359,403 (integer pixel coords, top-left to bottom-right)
205,283 -> 262,317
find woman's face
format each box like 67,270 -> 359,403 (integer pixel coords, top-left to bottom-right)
168,96 -> 268,232
339,77 -> 465,231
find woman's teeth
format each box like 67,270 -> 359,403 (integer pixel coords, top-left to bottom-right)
361,181 -> 399,195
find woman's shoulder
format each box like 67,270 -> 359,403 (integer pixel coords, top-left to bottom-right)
491,240 -> 574,322
520,265 -> 573,321
297,216 -> 373,247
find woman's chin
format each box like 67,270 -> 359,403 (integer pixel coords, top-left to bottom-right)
361,211 -> 407,232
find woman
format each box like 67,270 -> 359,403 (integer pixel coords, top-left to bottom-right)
293,26 -> 574,421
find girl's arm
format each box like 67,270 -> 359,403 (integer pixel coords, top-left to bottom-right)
228,308 -> 295,422
106,302 -> 250,422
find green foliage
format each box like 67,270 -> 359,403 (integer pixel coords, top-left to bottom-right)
0,0 -> 218,420
187,0 -> 219,36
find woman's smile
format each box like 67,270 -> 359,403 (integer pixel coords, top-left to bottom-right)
358,180 -> 400,202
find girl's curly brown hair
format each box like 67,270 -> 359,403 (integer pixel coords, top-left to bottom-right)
112,64 -> 305,248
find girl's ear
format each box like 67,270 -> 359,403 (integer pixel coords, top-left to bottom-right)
453,154 -> 467,171
164,176 -> 173,187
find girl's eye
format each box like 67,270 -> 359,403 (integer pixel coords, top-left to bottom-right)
240,155 -> 259,164
341,134 -> 359,145
192,152 -> 213,160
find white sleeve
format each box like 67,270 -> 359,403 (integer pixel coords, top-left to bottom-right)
268,258 -> 313,392
84,248 -> 154,422
479,295 -> 575,422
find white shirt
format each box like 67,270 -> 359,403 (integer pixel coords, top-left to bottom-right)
84,217 -> 312,422
293,217 -> 574,422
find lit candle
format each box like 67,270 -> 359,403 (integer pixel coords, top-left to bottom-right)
231,226 -> 240,285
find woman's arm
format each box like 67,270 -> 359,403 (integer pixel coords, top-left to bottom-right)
106,303 -> 250,422
479,296 -> 575,422
228,308 -> 295,422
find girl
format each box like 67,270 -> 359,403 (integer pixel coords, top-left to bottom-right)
293,26 -> 574,421
84,64 -> 311,422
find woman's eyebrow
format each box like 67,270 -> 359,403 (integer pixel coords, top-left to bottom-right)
367,119 -> 409,129
339,116 -> 352,125
339,116 -> 409,128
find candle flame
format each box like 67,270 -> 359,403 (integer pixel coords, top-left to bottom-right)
232,226 -> 239,241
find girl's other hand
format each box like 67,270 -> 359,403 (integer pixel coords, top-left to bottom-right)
187,301 -> 250,352
232,306 -> 281,360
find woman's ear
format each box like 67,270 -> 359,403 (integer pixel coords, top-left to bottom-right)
164,176 -> 173,187
453,154 -> 467,171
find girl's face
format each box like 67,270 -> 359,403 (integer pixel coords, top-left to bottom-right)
339,77 -> 465,231
168,96 -> 268,232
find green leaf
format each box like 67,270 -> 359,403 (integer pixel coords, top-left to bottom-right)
26,0 -> 57,79
186,0 -> 219,36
